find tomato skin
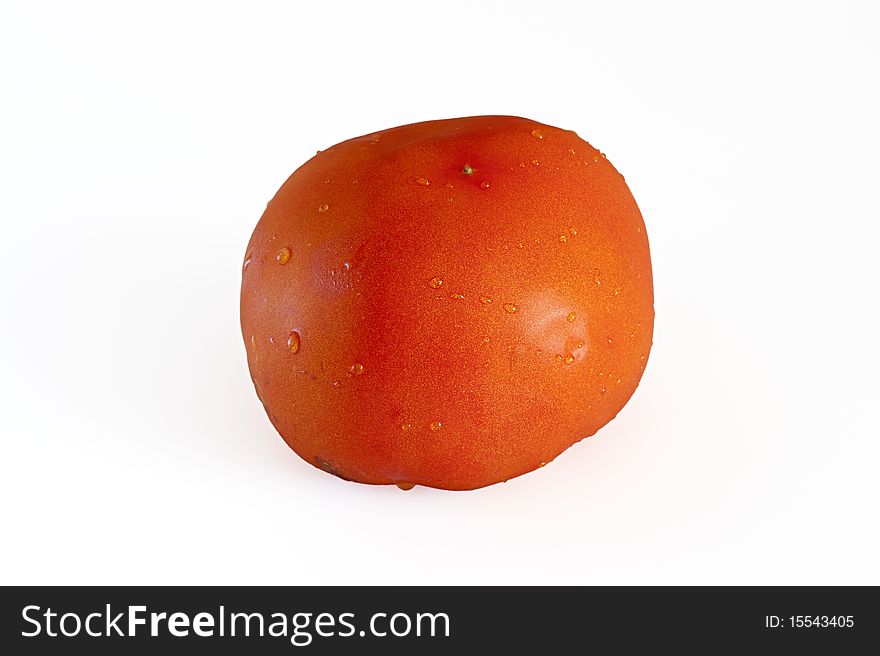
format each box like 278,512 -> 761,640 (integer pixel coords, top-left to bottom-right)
241,116 -> 653,490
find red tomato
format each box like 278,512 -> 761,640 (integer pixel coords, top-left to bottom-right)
241,116 -> 653,490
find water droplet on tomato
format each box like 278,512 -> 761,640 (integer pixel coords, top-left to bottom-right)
287,331 -> 301,353
276,247 -> 291,265
503,303 -> 519,314
566,312 -> 576,323
349,362 -> 365,376
480,295 -> 493,304
563,354 -> 575,365
243,252 -> 252,272
318,203 -> 329,213
396,481 -> 416,491
430,421 -> 442,431
480,180 -> 491,189
429,276 -> 443,289
416,177 -> 430,186
449,292 -> 465,300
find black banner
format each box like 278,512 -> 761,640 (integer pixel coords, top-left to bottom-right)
1,586 -> 875,653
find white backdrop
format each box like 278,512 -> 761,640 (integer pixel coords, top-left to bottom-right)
1,0 -> 878,584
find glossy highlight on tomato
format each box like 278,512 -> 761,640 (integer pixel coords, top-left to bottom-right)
241,116 -> 653,490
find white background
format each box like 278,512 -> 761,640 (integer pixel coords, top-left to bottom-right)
2,1 -> 878,585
